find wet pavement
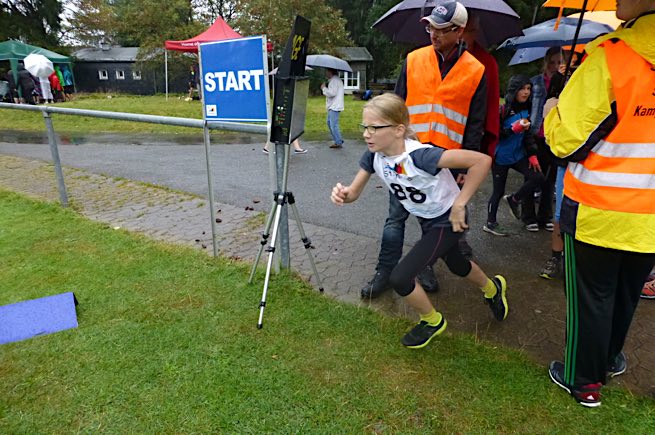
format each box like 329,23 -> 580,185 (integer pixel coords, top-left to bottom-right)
0,139 -> 653,397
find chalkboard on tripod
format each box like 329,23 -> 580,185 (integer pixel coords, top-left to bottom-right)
270,16 -> 311,145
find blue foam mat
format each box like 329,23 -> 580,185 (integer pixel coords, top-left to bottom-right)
0,292 -> 78,345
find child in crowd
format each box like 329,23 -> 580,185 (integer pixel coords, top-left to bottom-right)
330,94 -> 508,348
484,75 -> 546,236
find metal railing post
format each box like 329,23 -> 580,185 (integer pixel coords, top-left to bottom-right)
41,110 -> 69,207
203,122 -> 219,257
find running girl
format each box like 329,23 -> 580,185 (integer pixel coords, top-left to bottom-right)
330,94 -> 509,348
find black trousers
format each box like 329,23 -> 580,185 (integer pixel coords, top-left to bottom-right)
389,226 -> 471,297
487,158 -> 545,224
522,136 -> 556,224
563,234 -> 655,386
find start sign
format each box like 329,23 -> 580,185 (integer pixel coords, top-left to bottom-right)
199,36 -> 269,122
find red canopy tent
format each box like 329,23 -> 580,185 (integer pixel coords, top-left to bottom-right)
164,16 -> 242,98
165,16 -> 242,52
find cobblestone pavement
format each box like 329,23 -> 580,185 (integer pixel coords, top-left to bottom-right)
0,153 -> 653,397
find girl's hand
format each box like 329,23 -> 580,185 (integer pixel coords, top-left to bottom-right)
449,205 -> 468,232
331,183 -> 349,205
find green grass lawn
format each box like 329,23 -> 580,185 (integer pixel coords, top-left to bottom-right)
0,93 -> 366,141
0,190 -> 654,433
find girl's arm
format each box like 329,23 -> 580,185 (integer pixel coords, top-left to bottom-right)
330,169 -> 371,206
437,150 -> 491,232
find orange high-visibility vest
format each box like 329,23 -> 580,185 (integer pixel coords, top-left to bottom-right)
562,40 -> 655,253
564,40 -> 655,220
405,46 -> 485,149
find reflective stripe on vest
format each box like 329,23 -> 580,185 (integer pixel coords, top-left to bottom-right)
405,46 -> 484,149
564,39 -> 655,216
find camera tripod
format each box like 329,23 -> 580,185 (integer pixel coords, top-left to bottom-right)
248,142 -> 324,329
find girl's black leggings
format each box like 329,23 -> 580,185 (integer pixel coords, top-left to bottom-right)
389,226 -> 472,296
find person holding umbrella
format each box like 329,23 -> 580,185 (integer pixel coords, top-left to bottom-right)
321,68 -> 345,149
361,0 -> 488,298
545,0 -> 655,407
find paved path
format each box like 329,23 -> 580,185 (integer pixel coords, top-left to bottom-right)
0,146 -> 653,397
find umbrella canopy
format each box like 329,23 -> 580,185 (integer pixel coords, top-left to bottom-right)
165,16 -> 241,53
498,17 -> 613,50
372,0 -> 522,48
23,53 -> 54,78
508,44 -> 584,65
568,10 -> 622,28
508,11 -> 621,65
306,54 -> 352,73
542,0 -> 616,11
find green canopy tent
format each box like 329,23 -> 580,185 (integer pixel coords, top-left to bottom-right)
0,40 -> 75,92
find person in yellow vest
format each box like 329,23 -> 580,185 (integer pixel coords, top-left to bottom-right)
545,0 -> 655,408
361,0 -> 488,298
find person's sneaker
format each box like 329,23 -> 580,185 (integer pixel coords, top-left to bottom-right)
485,275 -> 508,321
525,223 -> 539,232
401,317 -> 447,349
262,148 -> 269,154
504,194 -> 521,219
540,222 -> 555,231
549,361 -> 602,408
641,276 -> 655,300
539,256 -> 562,280
329,143 -> 343,149
361,271 -> 391,299
607,351 -> 627,378
483,222 -> 509,236
293,148 -> 308,154
417,266 -> 439,293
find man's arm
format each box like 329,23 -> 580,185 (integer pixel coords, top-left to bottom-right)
322,78 -> 340,98
394,60 -> 408,101
461,74 -> 487,152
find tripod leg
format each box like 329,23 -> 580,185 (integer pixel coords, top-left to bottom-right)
287,193 -> 325,293
258,199 -> 284,329
249,198 -> 279,283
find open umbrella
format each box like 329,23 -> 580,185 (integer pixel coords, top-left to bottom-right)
507,11 -> 620,65
508,44 -> 585,66
372,0 -> 522,48
542,0 -> 617,91
499,17 -> 613,50
306,54 -> 352,73
23,53 -> 54,78
542,0 -> 616,10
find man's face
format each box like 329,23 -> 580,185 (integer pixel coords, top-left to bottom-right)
616,0 -> 655,20
427,24 -> 464,54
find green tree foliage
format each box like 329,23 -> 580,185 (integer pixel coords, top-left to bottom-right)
233,0 -> 352,55
64,0 -> 118,46
327,0 -> 405,80
0,0 -> 63,48
192,0 -> 236,23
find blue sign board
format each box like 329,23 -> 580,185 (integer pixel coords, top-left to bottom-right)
199,36 -> 269,122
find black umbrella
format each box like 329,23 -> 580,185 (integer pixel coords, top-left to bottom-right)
372,0 -> 523,48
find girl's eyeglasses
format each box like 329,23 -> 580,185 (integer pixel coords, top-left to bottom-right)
359,124 -> 395,134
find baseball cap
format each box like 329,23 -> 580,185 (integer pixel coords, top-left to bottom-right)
421,1 -> 468,29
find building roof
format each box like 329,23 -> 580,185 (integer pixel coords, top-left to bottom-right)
72,46 -> 140,62
336,47 -> 373,62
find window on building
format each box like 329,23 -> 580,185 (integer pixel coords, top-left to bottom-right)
98,70 -> 108,80
132,70 -> 142,80
116,70 -> 125,80
340,71 -> 360,91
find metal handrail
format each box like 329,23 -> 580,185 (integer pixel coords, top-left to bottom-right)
0,101 -> 268,256
0,102 -> 268,134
